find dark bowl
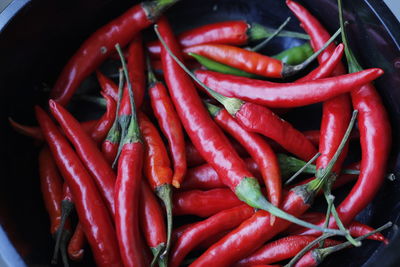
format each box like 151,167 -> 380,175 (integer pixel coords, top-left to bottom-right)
1,0 -> 400,266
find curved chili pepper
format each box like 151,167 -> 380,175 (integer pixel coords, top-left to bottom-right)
235,235 -> 341,267
97,71 -> 119,101
170,204 -> 255,267
49,100 -> 116,217
173,188 -> 242,217
91,92 -> 117,144
9,119 -> 97,141
148,20 -> 309,58
140,180 -> 167,266
194,67 -> 383,108
206,102 -> 281,207
147,56 -> 186,189
35,106 -> 122,267
157,16 -> 272,216
138,111 -> 173,262
273,43 -> 313,65
114,44 -> 147,267
68,223 -> 86,261
50,0 -> 180,106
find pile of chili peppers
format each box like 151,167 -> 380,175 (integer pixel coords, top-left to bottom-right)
10,0 -> 393,266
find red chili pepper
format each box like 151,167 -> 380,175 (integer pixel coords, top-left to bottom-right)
147,55 -> 186,189
9,118 -> 97,141
114,44 -> 147,267
91,92 -> 117,144
173,188 -> 242,217
206,102 -> 281,207
68,223 -> 86,261
235,235 -> 341,267
170,204 -> 255,267
140,180 -> 167,265
138,111 -> 173,261
157,16 -> 271,214
181,158 -> 261,191
50,0 -> 181,106
35,106 -> 122,267
194,67 -> 383,108
97,71 -> 119,101
49,100 -> 116,217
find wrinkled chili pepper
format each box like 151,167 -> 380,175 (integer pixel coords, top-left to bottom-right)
138,111 -> 173,262
49,100 -> 116,217
50,0 -> 181,106
147,55 -> 186,188
206,102 -> 282,207
173,188 -> 242,217
235,235 -> 341,267
194,67 -> 383,108
68,223 -> 86,261
170,204 -> 255,267
140,180 -> 167,266
35,106 -> 122,267
114,44 -> 147,267
147,20 -> 309,58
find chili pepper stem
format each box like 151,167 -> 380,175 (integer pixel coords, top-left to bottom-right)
278,154 -> 317,180
157,184 -> 173,258
142,0 -> 182,20
60,230 -> 71,267
249,22 -> 310,41
51,200 -> 73,265
155,24 -> 347,235
319,194 -> 335,248
281,28 -> 341,77
250,17 -> 291,52
284,152 -> 321,185
150,243 -> 166,267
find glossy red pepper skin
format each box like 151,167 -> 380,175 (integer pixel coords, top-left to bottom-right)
91,92 -> 117,144
9,119 -> 97,141
149,80 -> 186,188
173,188 -> 242,217
190,189 -> 312,266
115,142 -> 147,267
101,140 -> 119,164
50,0 -> 179,106
97,71 -> 119,101
119,35 -> 146,115
140,180 -> 167,252
287,0 -> 351,175
235,235 -> 340,267
148,20 -> 249,57
49,100 -> 116,217
181,158 -> 261,190
170,204 -> 255,267
139,112 -> 173,189
209,105 -> 281,207
68,223 -> 86,261
234,102 -> 317,161
35,106 -> 122,267
158,17 -> 264,205
185,44 -> 283,78
195,68 -> 383,108
294,251 -> 318,267
39,147 -> 64,235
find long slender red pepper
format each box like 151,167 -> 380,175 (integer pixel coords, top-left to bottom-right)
97,71 -> 119,101
235,235 -> 341,267
148,20 -> 309,58
147,55 -> 186,189
114,44 -> 147,267
194,67 -> 383,108
35,106 -> 122,267
206,102 -> 282,207
140,180 -> 167,266
68,223 -> 86,261
50,0 -> 180,106
138,111 -> 173,263
49,100 -> 116,217
91,92 -> 117,144
170,204 -> 255,267
173,188 -> 242,217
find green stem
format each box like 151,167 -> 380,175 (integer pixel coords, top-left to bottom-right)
249,22 -> 310,41
319,194 -> 335,248
150,243 -> 166,267
52,200 -> 73,265
284,152 -> 320,185
146,53 -> 158,85
157,185 -> 173,260
250,17 -> 291,52
204,102 -> 222,117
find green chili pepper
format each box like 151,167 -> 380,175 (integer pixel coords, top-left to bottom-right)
273,43 -> 313,65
